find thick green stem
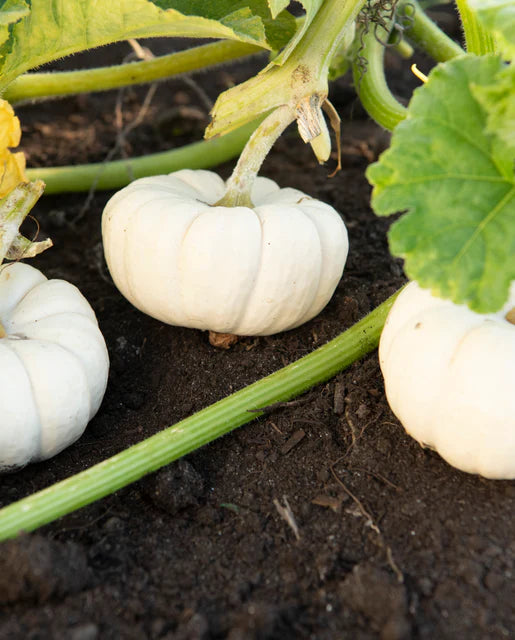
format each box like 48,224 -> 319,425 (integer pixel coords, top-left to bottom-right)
352,25 -> 407,131
292,0 -> 366,80
393,38 -> 414,60
0,288 -> 401,542
400,1 -> 465,62
217,106 -> 295,207
26,119 -> 262,195
212,0 -> 367,200
3,40 -> 262,105
352,1 -> 465,132
207,0 -> 367,138
0,181 -> 45,264
455,0 -> 496,55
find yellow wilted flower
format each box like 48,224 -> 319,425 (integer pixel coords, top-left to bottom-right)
0,99 -> 27,198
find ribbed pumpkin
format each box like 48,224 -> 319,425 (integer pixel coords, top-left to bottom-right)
379,281 -> 515,479
102,169 -> 348,336
0,262 -> 109,470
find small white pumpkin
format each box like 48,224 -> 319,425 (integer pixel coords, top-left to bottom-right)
0,262 -> 109,471
102,169 -> 348,336
379,281 -> 515,479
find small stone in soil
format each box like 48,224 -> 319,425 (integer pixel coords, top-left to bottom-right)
140,459 -> 204,515
339,563 -> 411,640
0,534 -> 91,604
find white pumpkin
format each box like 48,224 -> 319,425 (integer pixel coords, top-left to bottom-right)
379,281 -> 515,479
102,169 -> 348,336
0,262 -> 109,471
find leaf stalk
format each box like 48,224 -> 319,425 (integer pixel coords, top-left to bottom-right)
455,0 -> 496,55
352,23 -> 408,131
216,106 -> 295,207
399,1 -> 465,62
3,40 -> 263,105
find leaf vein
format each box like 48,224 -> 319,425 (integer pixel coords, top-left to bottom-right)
417,115 -> 500,171
389,174 -> 511,186
453,186 -> 515,266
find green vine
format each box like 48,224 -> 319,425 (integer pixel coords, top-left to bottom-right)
0,288 -> 401,542
26,119 -> 262,194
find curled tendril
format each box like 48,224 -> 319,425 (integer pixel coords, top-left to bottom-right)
354,0 -> 416,85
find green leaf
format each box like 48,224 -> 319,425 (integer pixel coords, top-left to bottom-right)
267,0 -> 290,19
466,1 -> 515,153
0,0 -> 29,47
468,0 -> 515,58
153,1 -> 295,51
367,55 -> 515,313
473,64 -> 515,153
0,0 -> 294,90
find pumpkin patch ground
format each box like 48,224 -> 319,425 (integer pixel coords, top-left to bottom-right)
0,42 -> 514,640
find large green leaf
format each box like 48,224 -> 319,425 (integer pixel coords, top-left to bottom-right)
468,0 -> 515,58
473,64 -> 515,154
154,1 -> 295,51
0,0 -> 294,90
467,1 -> 515,154
267,0 -> 290,19
367,55 -> 515,313
0,0 -> 28,48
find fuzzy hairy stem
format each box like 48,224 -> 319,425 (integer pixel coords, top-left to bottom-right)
455,0 -> 496,55
216,106 -> 295,207
400,1 -> 465,62
4,40 -> 262,105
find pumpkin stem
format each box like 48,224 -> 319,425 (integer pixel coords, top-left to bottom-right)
0,321 -> 5,339
506,307 -> 515,325
215,105 -> 295,208
0,180 -> 50,266
208,331 -> 240,349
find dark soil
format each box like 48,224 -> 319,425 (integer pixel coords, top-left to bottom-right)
1,28 -> 514,640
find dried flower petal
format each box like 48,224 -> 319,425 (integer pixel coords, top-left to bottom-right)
0,150 -> 26,198
0,99 -> 22,149
0,99 -> 26,197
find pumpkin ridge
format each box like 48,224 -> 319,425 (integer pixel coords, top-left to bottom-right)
9,339 -> 92,458
176,204 -> 213,327
107,188 -> 174,303
173,169 -> 226,205
7,311 -> 99,338
8,281 -> 97,327
284,208 -> 324,330
3,341 -> 43,459
123,191 -> 145,307
231,206 -> 264,334
0,262 -> 47,320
